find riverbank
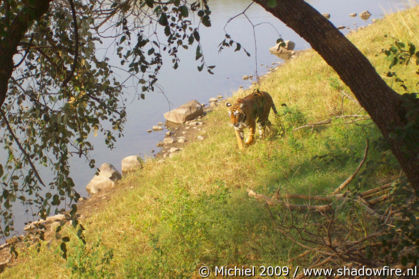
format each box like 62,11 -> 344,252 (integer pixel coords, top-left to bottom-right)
1,5 -> 418,278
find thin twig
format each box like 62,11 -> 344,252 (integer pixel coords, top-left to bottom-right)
0,109 -> 45,186
62,0 -> 79,88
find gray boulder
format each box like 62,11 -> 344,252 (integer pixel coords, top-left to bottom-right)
121,155 -> 143,174
86,163 -> 121,195
269,40 -> 296,60
164,100 -> 204,124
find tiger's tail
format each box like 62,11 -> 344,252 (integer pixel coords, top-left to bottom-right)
272,102 -> 278,115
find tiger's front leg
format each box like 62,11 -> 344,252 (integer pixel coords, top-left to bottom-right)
245,121 -> 256,145
235,128 -> 245,150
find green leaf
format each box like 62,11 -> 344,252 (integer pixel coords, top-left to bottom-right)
60,242 -> 67,259
193,30 -> 200,42
145,0 -> 154,8
267,0 -> 277,8
202,15 -> 211,27
195,45 -> 202,60
179,5 -> 188,17
158,13 -> 168,26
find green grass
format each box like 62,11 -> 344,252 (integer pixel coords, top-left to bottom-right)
3,6 -> 418,278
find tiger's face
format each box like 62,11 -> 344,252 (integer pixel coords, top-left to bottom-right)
226,102 -> 247,130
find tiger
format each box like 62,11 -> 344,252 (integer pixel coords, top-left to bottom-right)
225,89 -> 278,150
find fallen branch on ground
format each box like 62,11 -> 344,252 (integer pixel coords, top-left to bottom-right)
333,138 -> 369,194
247,189 -> 332,213
293,115 -> 370,131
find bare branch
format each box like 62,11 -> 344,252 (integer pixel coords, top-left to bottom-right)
247,189 -> 332,213
62,0 -> 79,88
0,110 -> 45,187
333,138 -> 369,194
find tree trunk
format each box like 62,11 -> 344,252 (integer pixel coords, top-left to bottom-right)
253,0 -> 418,192
0,0 -> 52,109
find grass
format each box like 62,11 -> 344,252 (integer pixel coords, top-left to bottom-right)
2,5 -> 418,278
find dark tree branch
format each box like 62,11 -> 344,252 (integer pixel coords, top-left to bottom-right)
62,0 -> 79,88
0,109 -> 45,187
0,0 -> 52,109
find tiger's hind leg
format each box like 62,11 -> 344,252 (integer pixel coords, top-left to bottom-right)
257,122 -> 267,139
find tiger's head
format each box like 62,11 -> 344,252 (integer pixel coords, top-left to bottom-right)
226,101 -> 247,130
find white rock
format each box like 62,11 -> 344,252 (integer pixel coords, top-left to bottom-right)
165,131 -> 172,136
97,163 -> 122,181
152,125 -> 163,131
157,122 -> 163,126
269,40 -> 296,60
86,176 -> 115,195
163,137 -> 175,144
322,13 -> 331,19
349,12 -> 357,17
121,155 -> 143,174
209,97 -> 218,103
86,163 -> 121,195
146,129 -> 152,133
197,135 -> 204,141
164,100 -> 204,124
24,214 -> 66,231
177,137 -> 187,143
217,95 -> 223,99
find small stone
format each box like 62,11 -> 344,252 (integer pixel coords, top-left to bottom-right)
197,135 -> 204,141
178,138 -> 187,143
147,129 -> 152,133
152,125 -> 163,131
185,126 -> 190,130
372,18 -> 377,23
209,97 -> 218,103
242,75 -> 252,80
360,10 -> 371,20
169,147 -> 181,153
322,13 -> 331,19
163,137 -> 175,144
157,141 -> 164,147
337,26 -> 346,30
121,155 -> 143,174
182,131 -> 187,134
217,95 -> 223,99
349,13 -> 357,17
163,153 -> 168,158
157,122 -> 163,126
165,131 -> 172,136
196,121 -> 203,126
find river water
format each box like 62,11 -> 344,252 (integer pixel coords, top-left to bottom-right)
10,0 -> 417,234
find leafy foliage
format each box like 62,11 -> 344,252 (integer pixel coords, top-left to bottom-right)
0,0 -> 213,238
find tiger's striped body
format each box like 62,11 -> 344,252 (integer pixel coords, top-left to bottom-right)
226,90 -> 277,149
